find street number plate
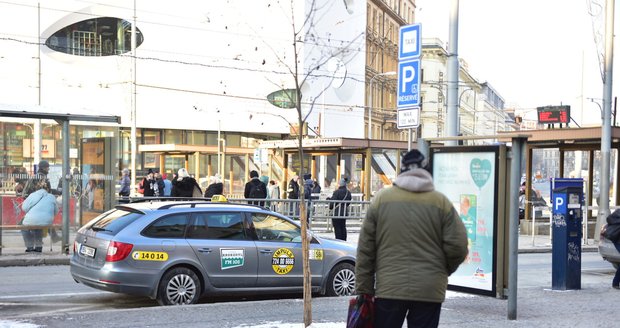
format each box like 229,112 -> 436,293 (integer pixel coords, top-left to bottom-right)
80,245 -> 96,258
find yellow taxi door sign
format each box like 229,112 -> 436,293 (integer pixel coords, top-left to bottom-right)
272,248 -> 295,274
132,251 -> 169,261
309,249 -> 324,260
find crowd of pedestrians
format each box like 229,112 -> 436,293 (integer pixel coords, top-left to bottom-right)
13,162 -> 359,252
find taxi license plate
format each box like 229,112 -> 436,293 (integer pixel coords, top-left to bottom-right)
80,245 -> 96,258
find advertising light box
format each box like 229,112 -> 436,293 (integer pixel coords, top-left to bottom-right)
431,146 -> 500,296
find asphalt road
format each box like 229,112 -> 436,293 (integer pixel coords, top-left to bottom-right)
0,252 -> 616,327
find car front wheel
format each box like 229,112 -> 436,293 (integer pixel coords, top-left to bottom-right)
157,267 -> 201,305
325,262 -> 355,296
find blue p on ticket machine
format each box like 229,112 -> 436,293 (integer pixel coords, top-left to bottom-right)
551,178 -> 584,290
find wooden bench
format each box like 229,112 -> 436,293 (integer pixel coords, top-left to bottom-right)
0,224 -> 63,254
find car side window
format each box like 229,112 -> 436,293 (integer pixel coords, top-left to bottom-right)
187,212 -> 246,240
251,213 -> 301,242
142,213 -> 189,238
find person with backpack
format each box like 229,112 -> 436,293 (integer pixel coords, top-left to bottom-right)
244,170 -> 267,206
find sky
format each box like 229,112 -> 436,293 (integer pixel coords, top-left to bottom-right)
416,0 -> 610,126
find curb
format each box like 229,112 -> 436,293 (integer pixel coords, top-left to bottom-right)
0,255 -> 70,267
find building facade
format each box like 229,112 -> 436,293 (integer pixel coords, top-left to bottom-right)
420,38 -> 512,144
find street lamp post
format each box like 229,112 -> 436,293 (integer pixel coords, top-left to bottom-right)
367,71 -> 396,139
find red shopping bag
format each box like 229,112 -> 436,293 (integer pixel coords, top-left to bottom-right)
346,294 -> 374,328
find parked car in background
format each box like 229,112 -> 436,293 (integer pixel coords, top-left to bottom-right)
599,224 -> 620,270
70,198 -> 356,305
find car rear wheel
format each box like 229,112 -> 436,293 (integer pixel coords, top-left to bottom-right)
157,267 -> 201,305
325,262 -> 355,296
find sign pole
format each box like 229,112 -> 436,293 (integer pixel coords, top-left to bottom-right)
408,128 -> 413,151
397,23 -> 421,144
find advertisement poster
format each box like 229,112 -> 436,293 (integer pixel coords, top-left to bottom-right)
433,149 -> 497,294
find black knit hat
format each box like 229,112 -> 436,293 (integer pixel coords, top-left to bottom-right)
38,160 -> 49,169
402,149 -> 425,167
303,173 -> 311,180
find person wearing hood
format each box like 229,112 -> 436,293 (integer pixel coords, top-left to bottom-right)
327,176 -> 352,241
355,149 -> 468,328
204,174 -> 224,199
171,168 -> 202,198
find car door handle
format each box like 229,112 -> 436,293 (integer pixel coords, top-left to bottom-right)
259,249 -> 272,254
198,248 -> 212,253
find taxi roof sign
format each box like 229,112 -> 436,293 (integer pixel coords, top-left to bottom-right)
210,195 -> 228,202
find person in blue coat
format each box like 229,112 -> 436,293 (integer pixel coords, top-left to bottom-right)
21,183 -> 59,253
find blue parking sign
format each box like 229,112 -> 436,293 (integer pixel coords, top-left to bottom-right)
397,59 -> 420,107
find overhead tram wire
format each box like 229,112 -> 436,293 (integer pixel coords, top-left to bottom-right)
0,0 -> 367,50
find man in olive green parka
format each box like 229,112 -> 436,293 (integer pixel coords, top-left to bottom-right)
355,149 -> 468,328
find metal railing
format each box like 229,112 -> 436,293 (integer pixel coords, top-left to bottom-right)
227,198 -> 371,232
117,196 -> 371,233
526,201 -> 620,247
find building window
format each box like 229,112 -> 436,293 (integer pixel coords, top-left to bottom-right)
45,17 -> 143,56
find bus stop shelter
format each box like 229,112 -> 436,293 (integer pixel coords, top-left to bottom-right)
259,137 -> 416,200
500,126 -> 620,228
0,103 -> 120,254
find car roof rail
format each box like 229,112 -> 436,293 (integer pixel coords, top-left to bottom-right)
126,196 -> 204,203
156,201 -> 266,210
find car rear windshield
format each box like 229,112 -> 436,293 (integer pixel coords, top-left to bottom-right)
89,208 -> 143,235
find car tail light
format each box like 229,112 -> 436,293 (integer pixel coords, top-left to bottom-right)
73,241 -> 77,253
105,241 -> 133,262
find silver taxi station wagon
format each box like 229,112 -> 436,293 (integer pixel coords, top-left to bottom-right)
70,199 -> 356,305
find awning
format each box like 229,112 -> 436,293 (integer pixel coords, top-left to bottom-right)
138,144 -> 254,155
0,103 -> 121,123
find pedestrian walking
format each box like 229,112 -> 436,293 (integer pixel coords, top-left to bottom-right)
268,180 -> 280,211
119,168 -> 130,197
171,168 -> 202,198
327,176 -> 351,241
204,174 -> 224,198
604,209 -> 620,289
154,172 -> 165,197
302,173 -> 321,224
20,160 -> 61,242
162,173 -> 172,197
141,169 -> 158,197
268,180 -> 280,199
244,170 -> 267,206
287,175 -> 300,217
355,149 -> 468,328
287,175 -> 300,199
20,181 -> 59,253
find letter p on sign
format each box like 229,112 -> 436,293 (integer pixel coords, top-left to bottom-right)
401,66 -> 415,92
555,196 -> 564,211
397,59 -> 420,107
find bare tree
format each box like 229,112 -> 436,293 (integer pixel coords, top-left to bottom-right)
259,0 -> 364,325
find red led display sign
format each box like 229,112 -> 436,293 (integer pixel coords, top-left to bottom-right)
537,106 -> 570,124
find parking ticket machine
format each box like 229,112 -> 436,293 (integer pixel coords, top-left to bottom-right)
551,185 -> 583,290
